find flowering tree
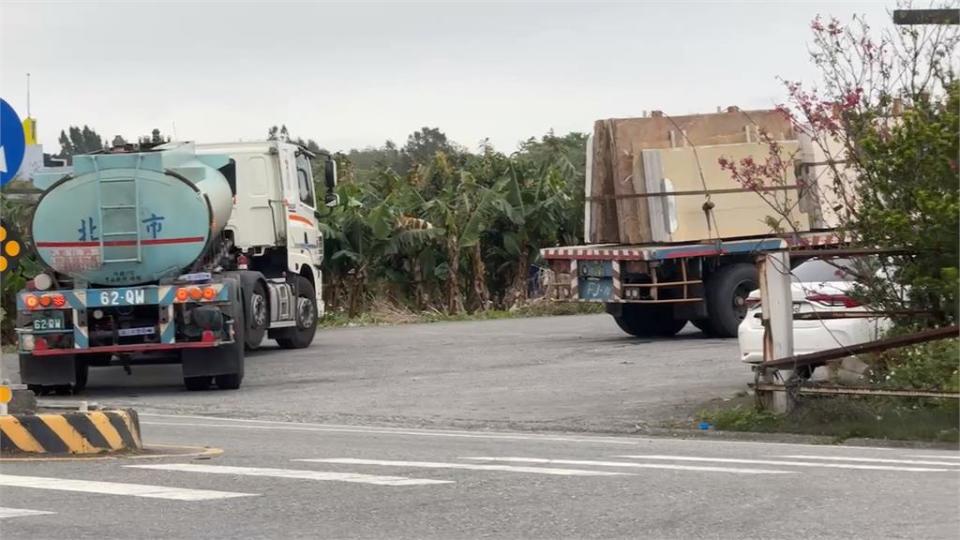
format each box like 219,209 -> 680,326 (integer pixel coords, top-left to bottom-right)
722,9 -> 959,327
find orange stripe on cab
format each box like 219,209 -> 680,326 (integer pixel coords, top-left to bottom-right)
288,214 -> 315,227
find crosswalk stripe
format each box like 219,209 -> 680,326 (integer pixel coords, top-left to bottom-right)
780,455 -> 960,467
0,474 -> 257,501
296,458 -> 630,476
0,507 -> 55,519
616,455 -> 952,472
127,463 -> 452,486
462,457 -> 792,475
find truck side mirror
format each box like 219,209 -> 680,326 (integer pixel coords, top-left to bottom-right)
323,158 -> 339,207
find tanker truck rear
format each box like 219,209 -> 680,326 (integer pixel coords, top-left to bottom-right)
14,141 -> 338,393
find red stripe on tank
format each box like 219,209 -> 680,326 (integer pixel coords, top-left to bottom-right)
36,237 -> 205,248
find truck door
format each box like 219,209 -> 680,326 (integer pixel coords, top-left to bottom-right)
286,151 -> 321,273
231,154 -> 279,248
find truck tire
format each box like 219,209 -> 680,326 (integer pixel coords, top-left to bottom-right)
215,372 -> 242,390
72,358 -> 89,394
184,376 -> 213,391
275,276 -> 317,349
704,263 -> 758,338
691,319 -> 715,336
613,304 -> 688,337
244,280 -> 268,350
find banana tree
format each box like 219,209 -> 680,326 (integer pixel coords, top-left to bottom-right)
422,153 -> 502,314
493,159 -> 574,307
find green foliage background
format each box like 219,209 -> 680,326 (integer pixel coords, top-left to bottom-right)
317,128 -> 588,316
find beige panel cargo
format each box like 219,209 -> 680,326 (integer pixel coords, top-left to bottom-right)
587,108 -> 827,244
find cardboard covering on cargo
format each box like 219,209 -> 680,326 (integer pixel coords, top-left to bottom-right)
588,108 -> 821,244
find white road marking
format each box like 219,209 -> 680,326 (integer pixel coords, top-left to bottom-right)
0,474 -> 256,501
462,457 -> 792,475
127,463 -> 452,486
139,418 -> 642,445
906,454 -> 960,460
617,455 -> 952,473
140,413 -> 892,450
296,458 -> 630,476
780,455 -> 960,467
0,507 -> 55,520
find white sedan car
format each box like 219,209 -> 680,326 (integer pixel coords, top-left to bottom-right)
738,258 -> 891,368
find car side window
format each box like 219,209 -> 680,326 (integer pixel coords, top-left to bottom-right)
296,155 -> 315,208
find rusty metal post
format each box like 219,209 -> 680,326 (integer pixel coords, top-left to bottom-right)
758,252 -> 794,412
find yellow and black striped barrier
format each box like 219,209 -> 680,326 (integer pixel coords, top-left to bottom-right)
0,409 -> 142,455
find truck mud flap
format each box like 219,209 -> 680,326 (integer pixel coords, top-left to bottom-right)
19,354 -> 79,386
181,276 -> 244,379
181,347 -> 243,378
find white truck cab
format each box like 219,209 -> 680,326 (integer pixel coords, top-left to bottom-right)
196,141 -> 337,346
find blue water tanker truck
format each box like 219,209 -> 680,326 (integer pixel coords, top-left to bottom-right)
15,141 -> 337,393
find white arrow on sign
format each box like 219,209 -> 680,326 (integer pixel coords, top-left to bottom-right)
0,145 -> 7,174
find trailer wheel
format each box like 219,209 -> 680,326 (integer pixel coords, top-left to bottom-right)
691,319 -> 715,337
72,358 -> 89,394
244,280 -> 268,350
705,263 -> 758,338
275,276 -> 317,349
184,376 -> 213,391
613,304 -> 688,337
215,373 -> 242,390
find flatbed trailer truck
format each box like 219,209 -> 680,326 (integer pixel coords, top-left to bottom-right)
542,232 -> 840,338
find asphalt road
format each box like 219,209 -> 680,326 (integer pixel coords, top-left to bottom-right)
2,314 -> 959,539
3,314 -> 747,432
2,415 -> 959,539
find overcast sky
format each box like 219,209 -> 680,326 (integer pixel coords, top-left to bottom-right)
1,1 -> 893,154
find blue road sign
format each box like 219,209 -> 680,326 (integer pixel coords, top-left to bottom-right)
1,98 -> 26,186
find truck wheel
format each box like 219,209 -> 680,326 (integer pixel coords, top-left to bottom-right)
72,359 -> 89,394
184,376 -> 213,391
613,304 -> 688,337
275,276 -> 317,349
215,373 -> 242,390
244,281 -> 268,350
705,263 -> 758,338
691,319 -> 715,336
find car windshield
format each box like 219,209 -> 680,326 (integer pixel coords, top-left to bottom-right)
792,258 -> 860,283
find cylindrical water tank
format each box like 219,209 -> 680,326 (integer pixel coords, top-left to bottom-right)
31,145 -> 234,286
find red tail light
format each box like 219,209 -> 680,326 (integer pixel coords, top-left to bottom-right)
806,293 -> 862,308
201,330 -> 216,343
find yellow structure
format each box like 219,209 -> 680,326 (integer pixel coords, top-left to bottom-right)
22,117 -> 37,146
